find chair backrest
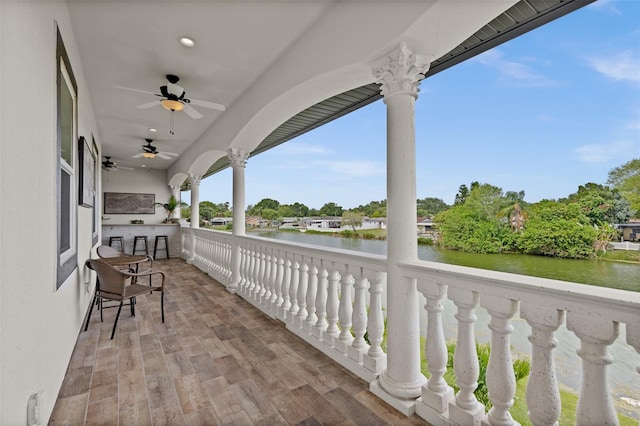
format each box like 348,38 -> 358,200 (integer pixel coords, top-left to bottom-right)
88,259 -> 128,297
97,245 -> 124,258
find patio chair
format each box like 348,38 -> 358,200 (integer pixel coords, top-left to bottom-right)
84,258 -> 165,339
96,244 -> 154,285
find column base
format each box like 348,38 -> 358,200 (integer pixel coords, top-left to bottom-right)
369,380 -> 417,416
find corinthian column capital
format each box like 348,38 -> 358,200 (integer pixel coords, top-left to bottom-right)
228,148 -> 250,168
188,173 -> 202,186
371,42 -> 431,99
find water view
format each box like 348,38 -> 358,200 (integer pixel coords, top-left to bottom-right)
250,229 -> 640,416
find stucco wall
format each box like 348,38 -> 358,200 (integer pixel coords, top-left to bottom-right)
0,3 -> 101,423
102,167 -> 173,225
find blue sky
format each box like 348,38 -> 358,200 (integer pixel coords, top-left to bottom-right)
197,0 -> 639,210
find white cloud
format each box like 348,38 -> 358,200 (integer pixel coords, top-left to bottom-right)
586,50 -> 640,82
474,49 -> 560,87
575,140 -> 635,163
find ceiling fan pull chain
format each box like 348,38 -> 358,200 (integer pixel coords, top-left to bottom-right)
169,110 -> 175,135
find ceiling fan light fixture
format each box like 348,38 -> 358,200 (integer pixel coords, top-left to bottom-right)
142,152 -> 156,159
160,99 -> 184,111
178,36 -> 196,47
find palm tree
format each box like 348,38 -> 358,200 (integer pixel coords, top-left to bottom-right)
156,195 -> 180,222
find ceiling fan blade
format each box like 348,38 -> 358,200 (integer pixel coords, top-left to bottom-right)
183,104 -> 203,119
137,100 -> 161,109
189,98 -> 226,111
113,86 -> 157,96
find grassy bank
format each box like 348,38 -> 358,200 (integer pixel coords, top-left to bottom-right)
600,249 -> 640,263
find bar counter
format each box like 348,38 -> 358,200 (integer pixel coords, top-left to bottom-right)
101,223 -> 182,258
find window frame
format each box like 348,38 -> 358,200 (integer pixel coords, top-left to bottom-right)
56,27 -> 78,288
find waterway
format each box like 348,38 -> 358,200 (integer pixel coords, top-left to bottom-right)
250,229 -> 640,415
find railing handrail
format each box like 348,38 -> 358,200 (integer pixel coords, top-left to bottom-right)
401,259 -> 640,322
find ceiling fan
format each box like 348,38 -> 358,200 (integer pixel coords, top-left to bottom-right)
102,156 -> 133,171
132,139 -> 179,160
115,74 -> 225,119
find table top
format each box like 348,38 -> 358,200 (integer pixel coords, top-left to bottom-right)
98,255 -> 152,267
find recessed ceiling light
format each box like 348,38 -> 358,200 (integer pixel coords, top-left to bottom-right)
141,164 -> 146,168
178,36 -> 196,48
149,128 -> 157,132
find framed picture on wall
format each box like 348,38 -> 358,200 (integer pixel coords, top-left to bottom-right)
104,192 -> 155,214
78,136 -> 96,207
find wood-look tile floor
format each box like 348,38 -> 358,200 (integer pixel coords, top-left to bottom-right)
50,258 -> 429,425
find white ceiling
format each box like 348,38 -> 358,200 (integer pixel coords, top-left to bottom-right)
68,1 -> 334,170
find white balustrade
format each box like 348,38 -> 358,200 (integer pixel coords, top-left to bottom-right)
179,229 -> 640,425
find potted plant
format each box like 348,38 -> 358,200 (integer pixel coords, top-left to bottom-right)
156,195 -> 180,222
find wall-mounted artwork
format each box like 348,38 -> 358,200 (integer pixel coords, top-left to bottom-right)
104,192 -> 155,214
78,136 -> 95,207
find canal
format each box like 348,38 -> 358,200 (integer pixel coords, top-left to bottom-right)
250,229 -> 640,415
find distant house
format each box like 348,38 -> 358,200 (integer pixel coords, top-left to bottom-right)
617,220 -> 640,242
246,216 -> 269,227
303,216 -> 342,230
209,217 -> 233,226
417,217 -> 435,235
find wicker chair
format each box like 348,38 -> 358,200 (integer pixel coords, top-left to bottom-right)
84,259 -> 165,339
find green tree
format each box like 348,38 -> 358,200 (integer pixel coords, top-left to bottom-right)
417,197 -> 449,216
199,201 -> 217,221
518,201 -> 597,259
607,158 -> 640,217
261,208 -> 279,224
342,210 -> 364,232
454,184 -> 469,205
563,183 -> 632,225
319,202 -> 343,216
247,198 -> 280,216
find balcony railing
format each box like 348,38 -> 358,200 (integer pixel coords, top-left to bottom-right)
182,227 -> 640,425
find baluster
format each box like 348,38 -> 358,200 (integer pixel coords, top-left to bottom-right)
567,313 -> 619,426
273,251 -> 284,309
324,267 -> 341,346
365,271 -> 385,358
418,281 -> 454,414
336,266 -> 354,353
278,255 -> 292,320
625,321 -> 640,426
351,269 -> 367,348
520,304 -> 564,426
313,260 -> 329,340
262,250 -> 272,305
257,249 -> 267,302
305,261 -> 318,333
266,249 -> 277,311
239,242 -> 248,292
296,258 -> 309,328
448,287 -> 484,425
482,295 -> 519,426
253,243 -> 262,300
245,243 -> 255,296
288,256 -> 300,320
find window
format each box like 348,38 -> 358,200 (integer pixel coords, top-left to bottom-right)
56,27 -> 78,287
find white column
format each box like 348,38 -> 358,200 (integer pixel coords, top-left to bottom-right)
187,174 -> 201,264
170,185 -> 181,219
370,42 -> 431,413
228,148 -> 249,293
188,173 -> 201,228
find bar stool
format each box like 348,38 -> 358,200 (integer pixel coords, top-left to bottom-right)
132,236 -> 149,255
108,236 -> 125,253
154,235 -> 169,259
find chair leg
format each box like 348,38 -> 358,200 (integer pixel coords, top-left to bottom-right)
161,292 -> 165,323
111,302 -> 124,340
84,292 -> 98,332
99,298 -> 104,322
130,297 -> 135,316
